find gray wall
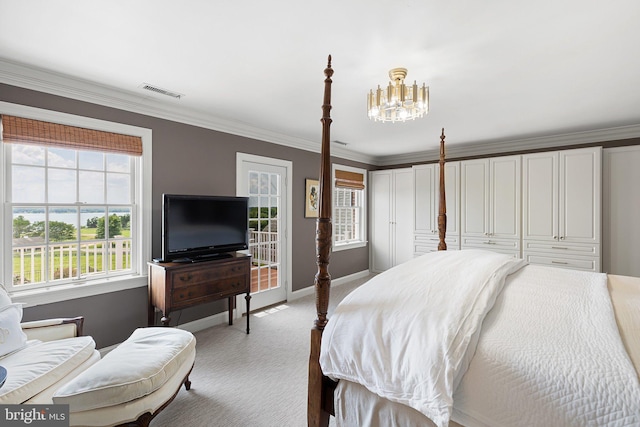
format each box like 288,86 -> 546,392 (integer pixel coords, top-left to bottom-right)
0,83 -> 372,348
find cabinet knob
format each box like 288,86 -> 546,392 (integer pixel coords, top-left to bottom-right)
553,236 -> 558,240
559,236 -> 565,240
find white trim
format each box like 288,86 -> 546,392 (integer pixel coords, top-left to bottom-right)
0,101 -> 152,306
0,58 -> 375,165
236,153 -> 293,308
3,59 -> 640,167
378,125 -> 640,166
288,269 -> 371,301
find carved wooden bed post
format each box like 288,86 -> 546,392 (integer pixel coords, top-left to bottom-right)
437,128 -> 447,251
308,55 -> 334,427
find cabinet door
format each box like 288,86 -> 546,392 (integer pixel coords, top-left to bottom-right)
439,161 -> 461,244
461,159 -> 489,237
393,169 -> 414,266
413,164 -> 437,235
489,155 -> 521,238
523,152 -> 559,241
559,148 -> 601,243
370,171 -> 393,272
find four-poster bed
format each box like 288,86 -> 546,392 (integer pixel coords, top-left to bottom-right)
308,57 -> 640,427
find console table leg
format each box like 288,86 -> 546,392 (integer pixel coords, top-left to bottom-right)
245,293 -> 251,334
161,315 -> 171,326
228,297 -> 234,326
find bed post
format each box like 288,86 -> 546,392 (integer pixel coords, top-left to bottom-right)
438,128 -> 447,251
308,55 -> 334,427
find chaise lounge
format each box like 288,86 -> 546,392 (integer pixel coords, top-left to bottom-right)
0,284 -> 196,426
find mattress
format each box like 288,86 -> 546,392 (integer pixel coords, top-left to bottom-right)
333,269 -> 640,427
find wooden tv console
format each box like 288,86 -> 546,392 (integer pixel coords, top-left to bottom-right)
147,253 -> 252,333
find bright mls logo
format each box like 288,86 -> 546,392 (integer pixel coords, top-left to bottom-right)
1,405 -> 69,426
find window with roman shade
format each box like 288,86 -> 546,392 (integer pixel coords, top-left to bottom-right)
1,113 -> 147,294
333,164 -> 367,250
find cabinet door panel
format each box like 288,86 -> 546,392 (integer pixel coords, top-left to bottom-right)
440,162 -> 460,237
413,165 -> 436,234
490,156 -> 521,238
461,160 -> 489,236
523,153 -> 558,241
370,171 -> 393,272
394,169 -> 414,266
560,149 -> 601,243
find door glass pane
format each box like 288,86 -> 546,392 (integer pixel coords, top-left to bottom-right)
249,169 -> 281,295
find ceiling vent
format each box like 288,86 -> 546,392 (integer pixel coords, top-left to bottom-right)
139,83 -> 184,99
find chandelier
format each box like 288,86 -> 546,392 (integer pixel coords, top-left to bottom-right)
367,68 -> 429,123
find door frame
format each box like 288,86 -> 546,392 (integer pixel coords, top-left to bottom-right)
236,152 -> 293,314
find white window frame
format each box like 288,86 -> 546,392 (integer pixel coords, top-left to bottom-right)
0,101 -> 152,307
332,163 -> 367,251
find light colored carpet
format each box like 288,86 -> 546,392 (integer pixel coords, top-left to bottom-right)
153,274 -> 372,427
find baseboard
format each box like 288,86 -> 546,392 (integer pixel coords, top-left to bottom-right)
98,270 -> 370,354
288,269 -> 371,301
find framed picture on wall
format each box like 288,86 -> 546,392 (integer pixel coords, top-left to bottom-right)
305,179 -> 319,218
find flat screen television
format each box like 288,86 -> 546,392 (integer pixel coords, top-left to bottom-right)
161,194 -> 249,262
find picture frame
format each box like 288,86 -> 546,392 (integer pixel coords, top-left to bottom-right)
305,179 -> 320,218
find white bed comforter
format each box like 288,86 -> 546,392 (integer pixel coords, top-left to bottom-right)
452,264 -> 640,427
320,250 -> 526,427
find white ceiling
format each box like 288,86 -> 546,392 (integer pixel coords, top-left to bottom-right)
1,0 -> 640,164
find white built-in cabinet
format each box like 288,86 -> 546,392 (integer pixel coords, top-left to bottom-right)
522,147 -> 601,271
460,155 -> 521,257
369,168 -> 414,272
413,162 -> 460,255
369,147 -> 602,273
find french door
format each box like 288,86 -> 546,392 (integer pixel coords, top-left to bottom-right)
236,153 -> 291,313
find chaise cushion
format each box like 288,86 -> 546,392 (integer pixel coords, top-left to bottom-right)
53,327 -> 196,412
0,336 -> 96,404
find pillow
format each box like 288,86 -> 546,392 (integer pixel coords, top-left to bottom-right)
0,303 -> 28,358
0,283 -> 12,309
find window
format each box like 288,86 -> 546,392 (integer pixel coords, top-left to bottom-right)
1,103 -> 152,305
332,164 -> 367,251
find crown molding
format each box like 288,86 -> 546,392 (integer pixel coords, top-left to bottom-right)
377,124 -> 640,166
0,58 -> 376,165
3,58 -> 638,168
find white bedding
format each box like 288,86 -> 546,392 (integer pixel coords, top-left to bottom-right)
452,264 -> 640,426
320,250 -> 526,427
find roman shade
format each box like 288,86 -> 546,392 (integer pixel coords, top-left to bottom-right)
1,115 -> 142,156
335,169 -> 365,190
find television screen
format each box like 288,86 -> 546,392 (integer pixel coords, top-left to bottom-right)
162,194 -> 249,262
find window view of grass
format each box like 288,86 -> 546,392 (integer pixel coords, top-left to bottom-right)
13,213 -> 132,285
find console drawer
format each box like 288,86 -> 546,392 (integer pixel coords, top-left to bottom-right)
170,261 -> 247,289
171,276 -> 248,309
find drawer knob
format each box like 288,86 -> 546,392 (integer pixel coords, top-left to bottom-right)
179,274 -> 192,282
